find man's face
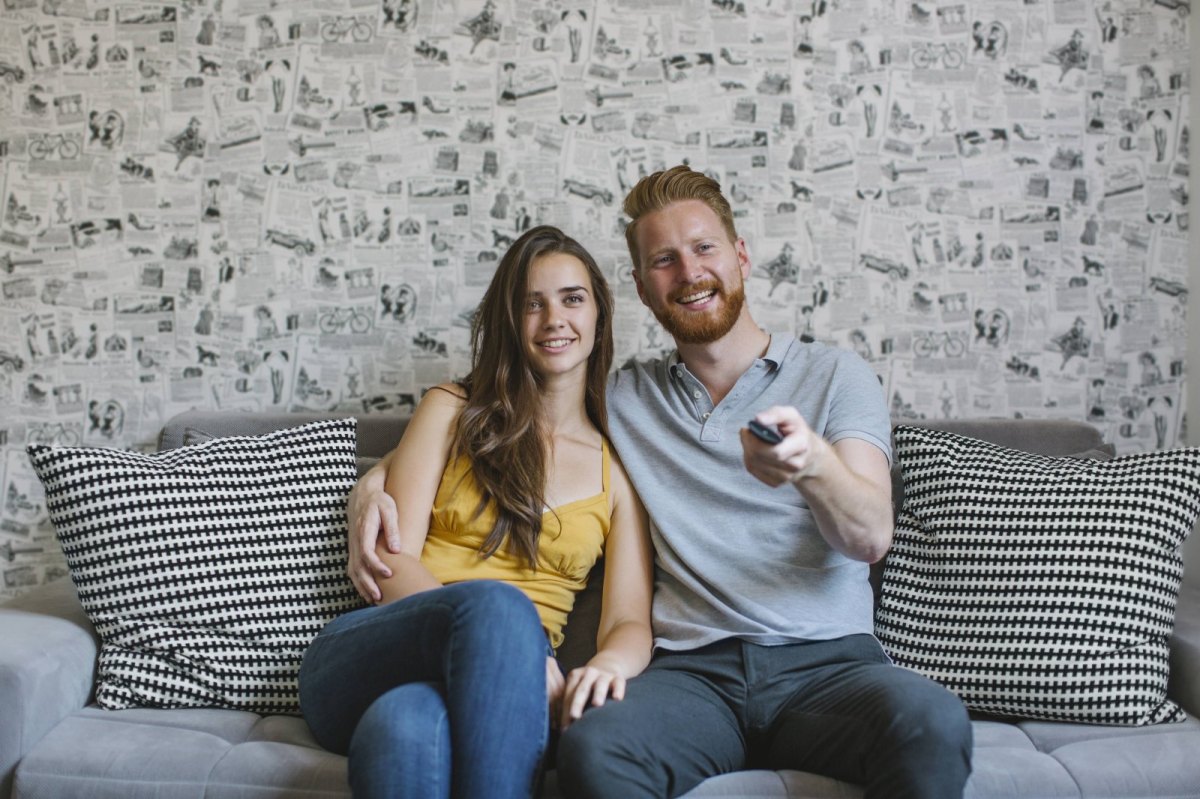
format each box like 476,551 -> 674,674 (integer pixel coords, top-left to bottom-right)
631,199 -> 749,345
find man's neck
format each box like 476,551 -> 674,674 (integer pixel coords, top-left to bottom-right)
675,315 -> 771,406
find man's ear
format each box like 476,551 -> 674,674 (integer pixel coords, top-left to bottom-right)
631,264 -> 648,306
736,238 -> 751,280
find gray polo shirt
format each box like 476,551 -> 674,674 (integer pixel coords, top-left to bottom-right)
607,333 -> 892,651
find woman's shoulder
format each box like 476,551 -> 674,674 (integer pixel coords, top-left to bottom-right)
420,382 -> 469,408
605,444 -> 640,507
404,383 -> 467,437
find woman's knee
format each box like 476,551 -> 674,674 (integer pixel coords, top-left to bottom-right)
350,683 -> 451,798
444,581 -> 544,645
351,682 -> 449,760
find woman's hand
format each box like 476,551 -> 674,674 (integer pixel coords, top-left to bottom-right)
559,663 -> 626,731
546,656 -> 565,729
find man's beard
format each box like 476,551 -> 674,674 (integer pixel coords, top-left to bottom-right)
650,278 -> 746,345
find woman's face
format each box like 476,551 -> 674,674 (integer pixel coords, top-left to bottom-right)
521,252 -> 598,380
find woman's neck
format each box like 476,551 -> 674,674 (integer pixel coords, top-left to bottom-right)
539,372 -> 591,438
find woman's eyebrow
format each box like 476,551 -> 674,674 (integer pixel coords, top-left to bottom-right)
526,285 -> 589,296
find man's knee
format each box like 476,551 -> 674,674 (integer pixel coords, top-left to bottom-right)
556,709 -> 631,798
885,675 -> 972,764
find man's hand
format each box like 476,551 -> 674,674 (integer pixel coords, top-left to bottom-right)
741,404 -> 894,563
346,473 -> 402,603
546,656 -> 565,730
741,405 -> 829,487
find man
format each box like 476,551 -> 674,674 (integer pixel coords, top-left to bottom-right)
346,165 -> 971,797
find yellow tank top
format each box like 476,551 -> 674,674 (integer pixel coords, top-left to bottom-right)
421,441 -> 611,650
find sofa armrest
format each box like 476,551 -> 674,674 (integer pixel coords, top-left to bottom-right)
1170,582 -> 1200,718
0,578 -> 99,798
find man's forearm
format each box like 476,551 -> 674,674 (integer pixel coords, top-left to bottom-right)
793,439 -> 893,563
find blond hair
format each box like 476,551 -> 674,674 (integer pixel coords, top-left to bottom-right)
622,164 -> 739,270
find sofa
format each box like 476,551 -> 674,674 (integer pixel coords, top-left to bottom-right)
3,409 -> 1199,799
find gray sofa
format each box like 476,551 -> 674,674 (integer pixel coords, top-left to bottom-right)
3,410 -> 1199,798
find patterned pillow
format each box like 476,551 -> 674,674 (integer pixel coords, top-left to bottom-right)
877,425 -> 1200,726
184,424 -> 380,477
27,419 -> 365,715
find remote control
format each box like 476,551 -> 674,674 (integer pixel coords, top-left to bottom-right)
747,419 -> 783,444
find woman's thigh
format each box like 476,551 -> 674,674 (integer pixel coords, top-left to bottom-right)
300,580 -> 543,753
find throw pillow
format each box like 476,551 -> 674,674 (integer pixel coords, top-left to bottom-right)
28,418 -> 365,715
877,425 -> 1200,726
184,425 -> 379,477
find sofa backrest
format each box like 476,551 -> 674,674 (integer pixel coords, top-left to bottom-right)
159,410 -> 412,460
158,411 -> 1107,671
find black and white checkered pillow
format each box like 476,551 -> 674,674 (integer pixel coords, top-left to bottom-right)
27,419 -> 365,715
877,425 -> 1200,726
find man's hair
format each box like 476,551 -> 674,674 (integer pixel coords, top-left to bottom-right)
622,164 -> 738,270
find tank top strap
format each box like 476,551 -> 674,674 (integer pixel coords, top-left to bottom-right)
601,437 -> 611,496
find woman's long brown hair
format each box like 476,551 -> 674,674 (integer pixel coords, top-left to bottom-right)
454,225 -> 614,568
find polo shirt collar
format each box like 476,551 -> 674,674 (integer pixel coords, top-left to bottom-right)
666,330 -> 793,379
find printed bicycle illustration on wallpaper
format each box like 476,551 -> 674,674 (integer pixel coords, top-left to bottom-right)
0,0 -> 1191,606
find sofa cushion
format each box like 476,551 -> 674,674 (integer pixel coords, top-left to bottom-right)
26,419 -> 364,715
876,425 -> 1200,726
16,708 -> 349,799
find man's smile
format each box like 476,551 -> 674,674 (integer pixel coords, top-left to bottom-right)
676,288 -> 717,306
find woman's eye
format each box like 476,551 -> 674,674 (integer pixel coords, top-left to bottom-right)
565,294 -> 584,305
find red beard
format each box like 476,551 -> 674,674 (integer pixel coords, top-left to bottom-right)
650,277 -> 746,345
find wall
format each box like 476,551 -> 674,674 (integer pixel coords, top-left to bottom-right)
0,0 -> 1190,599
1186,7 -> 1198,588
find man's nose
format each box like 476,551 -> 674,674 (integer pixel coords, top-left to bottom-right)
675,252 -> 702,283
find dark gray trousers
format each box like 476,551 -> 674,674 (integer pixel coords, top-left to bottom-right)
557,634 -> 972,799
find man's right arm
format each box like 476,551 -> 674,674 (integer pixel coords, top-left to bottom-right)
346,451 -> 403,603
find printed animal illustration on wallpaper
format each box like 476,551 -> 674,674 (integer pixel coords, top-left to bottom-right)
0,0 -> 1190,598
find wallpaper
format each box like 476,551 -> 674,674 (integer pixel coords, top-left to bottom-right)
0,0 -> 1190,598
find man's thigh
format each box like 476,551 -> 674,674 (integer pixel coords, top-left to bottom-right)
557,646 -> 748,799
760,636 -> 968,782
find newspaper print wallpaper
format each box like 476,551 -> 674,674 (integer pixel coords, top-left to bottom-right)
0,0 -> 1191,598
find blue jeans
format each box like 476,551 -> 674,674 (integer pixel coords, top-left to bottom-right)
557,635 -> 972,799
300,580 -> 549,799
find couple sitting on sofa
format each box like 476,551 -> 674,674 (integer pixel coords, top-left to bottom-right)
301,165 -> 973,799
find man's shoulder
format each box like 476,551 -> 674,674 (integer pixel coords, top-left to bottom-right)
608,352 -> 672,391
778,337 -> 870,373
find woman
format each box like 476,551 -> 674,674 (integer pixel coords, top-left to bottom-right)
300,226 -> 654,799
